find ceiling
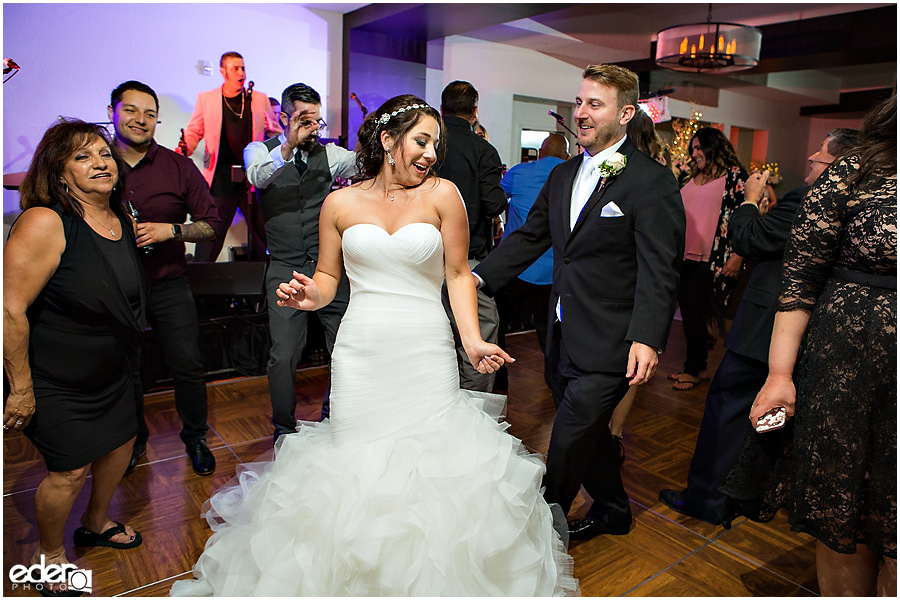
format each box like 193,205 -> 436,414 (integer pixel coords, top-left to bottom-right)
335,2 -> 896,117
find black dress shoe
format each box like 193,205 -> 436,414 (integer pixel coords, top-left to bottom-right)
124,443 -> 146,475
567,516 -> 631,540
186,439 -> 215,476
611,434 -> 625,467
659,489 -> 726,525
658,489 -> 703,519
273,428 -> 295,446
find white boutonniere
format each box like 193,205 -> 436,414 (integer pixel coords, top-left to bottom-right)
597,152 -> 627,178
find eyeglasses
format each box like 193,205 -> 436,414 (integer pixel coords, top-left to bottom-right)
300,118 -> 327,131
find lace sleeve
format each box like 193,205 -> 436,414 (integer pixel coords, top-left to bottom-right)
777,156 -> 856,312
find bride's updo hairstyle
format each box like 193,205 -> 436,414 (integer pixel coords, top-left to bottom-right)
356,94 -> 444,182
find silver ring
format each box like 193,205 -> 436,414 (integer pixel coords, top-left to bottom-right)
15,420 -> 22,426
3,425 -> 8,431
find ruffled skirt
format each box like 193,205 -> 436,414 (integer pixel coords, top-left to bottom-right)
170,392 -> 578,596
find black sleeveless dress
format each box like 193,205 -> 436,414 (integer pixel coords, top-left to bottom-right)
22,204 -> 145,471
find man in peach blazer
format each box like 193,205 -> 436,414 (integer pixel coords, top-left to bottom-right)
182,51 -> 280,260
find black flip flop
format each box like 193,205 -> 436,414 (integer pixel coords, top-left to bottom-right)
73,521 -> 142,549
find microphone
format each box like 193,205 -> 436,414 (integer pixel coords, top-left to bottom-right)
350,92 -> 368,117
548,110 -> 577,138
247,80 -> 254,94
3,58 -> 20,74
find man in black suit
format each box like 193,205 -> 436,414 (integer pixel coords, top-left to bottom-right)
475,64 -> 685,539
436,81 -> 508,392
658,128 -> 860,524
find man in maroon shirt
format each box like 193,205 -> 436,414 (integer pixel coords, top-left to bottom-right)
108,80 -> 221,476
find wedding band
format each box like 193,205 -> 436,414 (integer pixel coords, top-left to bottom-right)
2,425 -> 8,430
15,420 -> 22,426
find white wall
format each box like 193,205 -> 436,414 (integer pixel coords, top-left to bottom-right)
427,35 -> 584,168
807,115 -> 864,156
3,3 -> 344,244
511,99 -> 576,164
347,52 -> 426,150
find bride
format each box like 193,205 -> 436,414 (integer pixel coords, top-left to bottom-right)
170,95 -> 578,596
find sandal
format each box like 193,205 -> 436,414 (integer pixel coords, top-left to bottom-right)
672,374 -> 701,391
73,521 -> 142,549
668,370 -> 709,381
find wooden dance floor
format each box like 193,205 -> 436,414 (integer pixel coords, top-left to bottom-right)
3,328 -> 818,596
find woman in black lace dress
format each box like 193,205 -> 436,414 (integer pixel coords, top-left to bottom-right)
722,93 -> 896,595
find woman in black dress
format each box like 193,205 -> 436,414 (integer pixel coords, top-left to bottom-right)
723,93 -> 896,595
4,120 -> 145,593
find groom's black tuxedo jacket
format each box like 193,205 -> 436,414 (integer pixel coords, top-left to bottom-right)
477,137 -> 685,373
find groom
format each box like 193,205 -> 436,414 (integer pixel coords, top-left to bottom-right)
475,64 -> 684,539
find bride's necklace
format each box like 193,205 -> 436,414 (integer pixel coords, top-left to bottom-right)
84,209 -> 117,237
223,89 -> 246,119
376,180 -> 397,202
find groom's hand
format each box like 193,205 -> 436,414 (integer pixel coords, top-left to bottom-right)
626,341 -> 658,386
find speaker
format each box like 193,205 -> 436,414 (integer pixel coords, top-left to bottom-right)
186,261 -> 267,318
186,261 -> 265,297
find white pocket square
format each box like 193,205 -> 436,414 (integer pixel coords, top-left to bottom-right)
600,201 -> 625,217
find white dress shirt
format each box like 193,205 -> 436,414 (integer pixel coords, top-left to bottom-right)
244,132 -> 357,189
558,135 -> 627,321
569,135 -> 627,229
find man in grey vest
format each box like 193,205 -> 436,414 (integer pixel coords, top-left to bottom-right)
244,83 -> 356,442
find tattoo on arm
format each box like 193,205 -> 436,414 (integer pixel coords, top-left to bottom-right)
180,221 -> 216,242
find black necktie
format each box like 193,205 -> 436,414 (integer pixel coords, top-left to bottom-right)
294,153 -> 307,176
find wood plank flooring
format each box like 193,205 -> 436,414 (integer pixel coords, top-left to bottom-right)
2,328 -> 818,596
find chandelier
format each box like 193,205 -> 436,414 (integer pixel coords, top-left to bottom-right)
655,4 -> 762,73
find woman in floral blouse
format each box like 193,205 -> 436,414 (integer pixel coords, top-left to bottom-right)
669,127 -> 747,390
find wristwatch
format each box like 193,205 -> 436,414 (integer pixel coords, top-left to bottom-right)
172,223 -> 182,240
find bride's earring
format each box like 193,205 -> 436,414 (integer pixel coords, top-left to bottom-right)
386,151 -> 395,167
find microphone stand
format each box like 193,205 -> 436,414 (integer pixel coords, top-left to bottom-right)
350,92 -> 368,118
3,59 -> 20,83
244,81 -> 264,261
550,114 -> 577,138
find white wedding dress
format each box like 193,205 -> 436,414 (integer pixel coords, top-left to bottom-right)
170,223 -> 578,596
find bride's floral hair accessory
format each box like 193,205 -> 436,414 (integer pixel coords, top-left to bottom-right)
376,103 -> 427,126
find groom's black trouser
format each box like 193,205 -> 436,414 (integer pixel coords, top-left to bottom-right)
545,322 -> 632,529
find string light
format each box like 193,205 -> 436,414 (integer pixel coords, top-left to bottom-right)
750,160 -> 782,186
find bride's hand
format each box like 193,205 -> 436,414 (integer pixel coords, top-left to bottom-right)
275,271 -> 321,311
466,342 -> 515,374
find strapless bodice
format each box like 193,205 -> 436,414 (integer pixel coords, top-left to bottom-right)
341,222 -> 445,304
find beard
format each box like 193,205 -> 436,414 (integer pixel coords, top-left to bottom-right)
579,119 -> 620,154
298,134 -> 319,152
